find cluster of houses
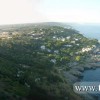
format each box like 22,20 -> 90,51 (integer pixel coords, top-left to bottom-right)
28,30 -> 44,40
0,31 -> 20,39
81,47 -> 92,52
0,32 -> 10,39
81,45 -> 96,53
40,38 -> 80,64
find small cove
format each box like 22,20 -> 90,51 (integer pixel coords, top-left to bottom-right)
80,64 -> 100,100
81,67 -> 100,82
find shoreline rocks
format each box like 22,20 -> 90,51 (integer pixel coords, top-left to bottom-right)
64,62 -> 100,83
63,46 -> 100,100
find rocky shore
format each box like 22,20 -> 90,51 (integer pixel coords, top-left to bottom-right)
63,46 -> 100,100
64,56 -> 100,84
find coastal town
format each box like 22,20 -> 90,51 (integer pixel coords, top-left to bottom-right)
0,23 -> 99,100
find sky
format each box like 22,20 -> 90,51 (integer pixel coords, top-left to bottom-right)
0,0 -> 100,24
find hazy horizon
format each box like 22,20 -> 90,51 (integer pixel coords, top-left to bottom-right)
0,0 -> 100,25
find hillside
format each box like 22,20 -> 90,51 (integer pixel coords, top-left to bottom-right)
0,24 -> 98,100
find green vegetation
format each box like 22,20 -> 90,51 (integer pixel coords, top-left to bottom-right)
0,24 -> 98,100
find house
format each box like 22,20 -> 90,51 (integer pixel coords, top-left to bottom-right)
61,31 -> 64,32
47,49 -> 51,52
92,45 -> 96,48
0,32 -> 9,38
25,83 -> 30,88
40,45 -> 46,50
54,50 -> 59,54
64,45 -> 72,47
40,32 -> 44,34
61,38 -> 65,41
81,47 -> 92,52
7,36 -> 12,39
50,59 -> 56,64
66,36 -> 71,39
34,38 -> 39,40
32,34 -> 35,36
76,44 -> 80,46
75,52 -> 79,55
53,36 -> 57,39
12,32 -> 20,35
71,41 -> 75,44
40,29 -> 42,31
74,38 -> 79,41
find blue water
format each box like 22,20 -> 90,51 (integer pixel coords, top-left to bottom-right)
81,68 -> 100,81
69,23 -> 100,40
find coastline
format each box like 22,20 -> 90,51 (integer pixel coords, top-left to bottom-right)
63,46 -> 100,100
64,46 -> 100,83
64,56 -> 100,84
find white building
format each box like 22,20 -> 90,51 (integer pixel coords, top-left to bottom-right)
47,49 -> 51,52
40,45 -> 46,50
64,45 -> 72,47
74,38 -> 79,41
54,50 -> 59,54
61,38 -> 65,41
50,59 -> 56,64
76,44 -> 80,46
82,47 -> 92,52
66,36 -> 71,39
71,41 -> 75,44
53,36 -> 57,39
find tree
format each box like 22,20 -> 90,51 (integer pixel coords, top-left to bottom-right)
75,56 -> 81,61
